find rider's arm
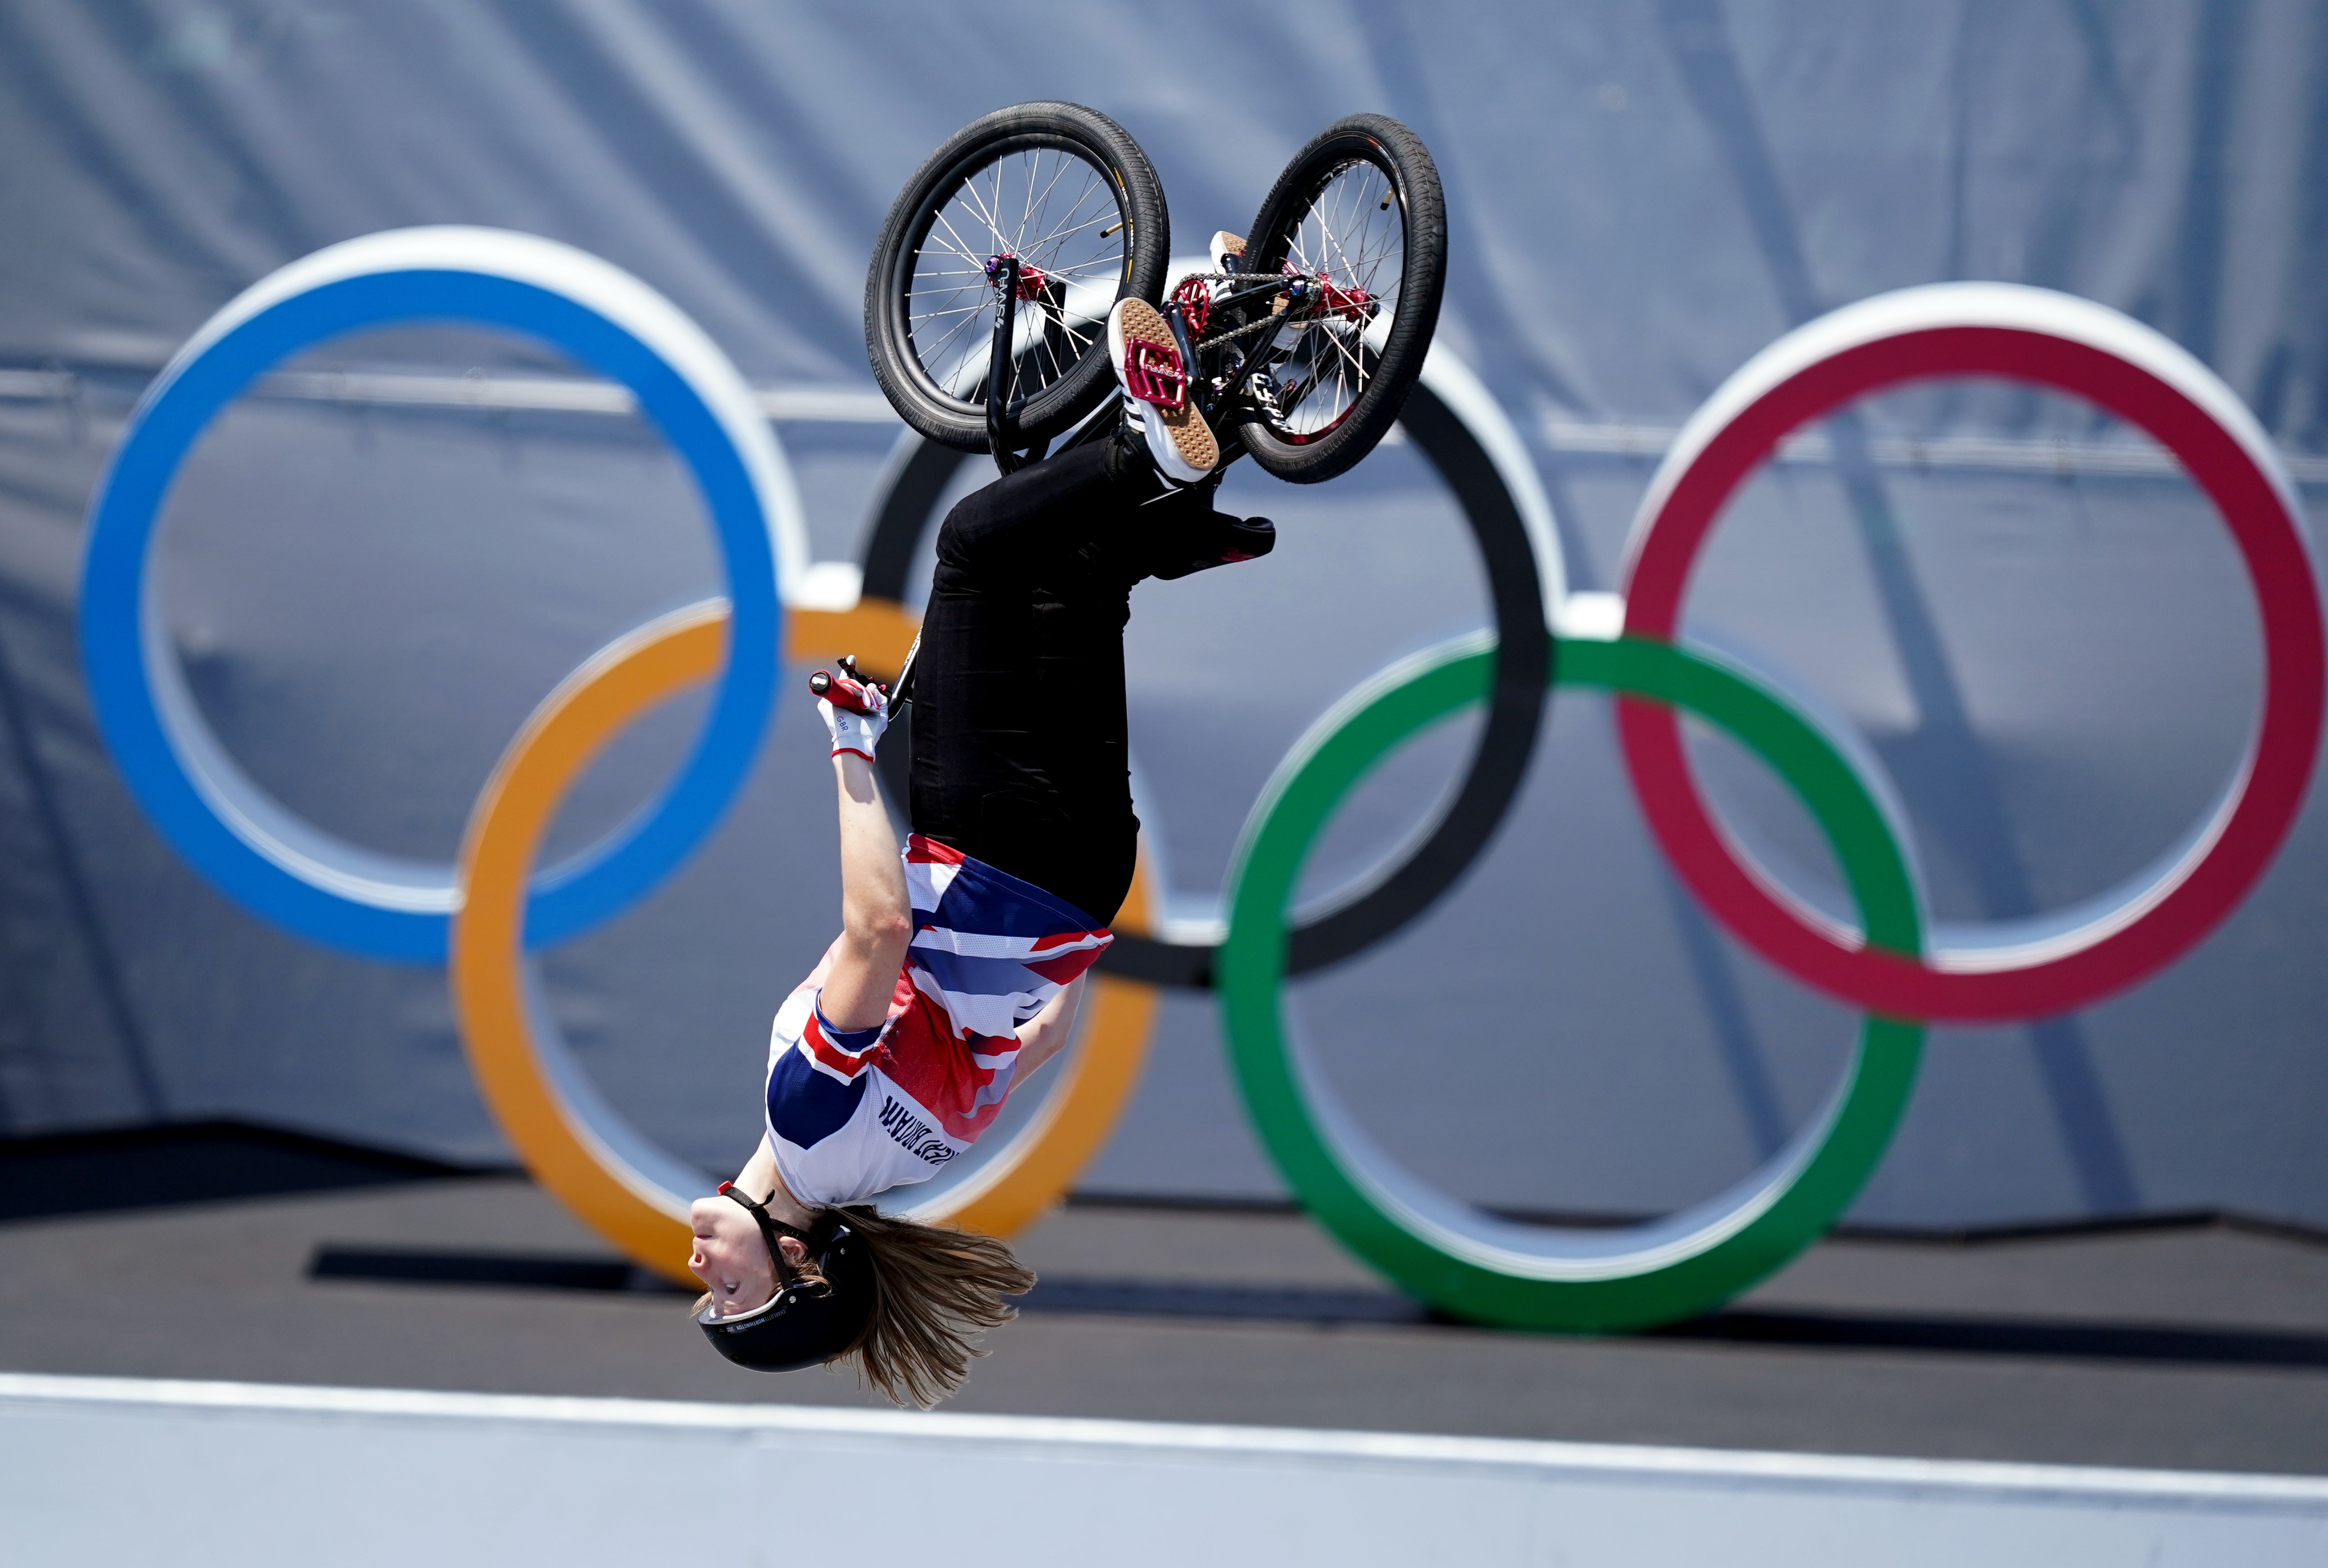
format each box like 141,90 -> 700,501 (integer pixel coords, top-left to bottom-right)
817,750 -> 912,1033
1013,974 -> 1088,1083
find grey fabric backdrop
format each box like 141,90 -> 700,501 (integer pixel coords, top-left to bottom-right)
1,0 -> 2323,1228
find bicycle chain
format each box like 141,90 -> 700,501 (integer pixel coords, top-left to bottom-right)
1194,312 -> 1302,352
1180,270 -> 1312,353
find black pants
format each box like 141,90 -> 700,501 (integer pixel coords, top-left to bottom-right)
908,442 -> 1228,925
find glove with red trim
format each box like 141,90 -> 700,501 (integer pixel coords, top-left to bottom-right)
814,664 -> 889,761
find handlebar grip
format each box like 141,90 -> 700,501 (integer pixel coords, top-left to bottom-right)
808,665 -> 880,716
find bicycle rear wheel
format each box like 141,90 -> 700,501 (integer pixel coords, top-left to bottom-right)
866,102 -> 1169,452
1229,114 -> 1445,483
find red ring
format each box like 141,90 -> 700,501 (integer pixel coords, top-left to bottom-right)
1619,316 -> 2324,1022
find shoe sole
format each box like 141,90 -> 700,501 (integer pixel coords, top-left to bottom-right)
1110,298 -> 1217,483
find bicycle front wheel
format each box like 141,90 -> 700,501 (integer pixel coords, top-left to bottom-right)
865,102 -> 1170,452
1231,114 -> 1445,483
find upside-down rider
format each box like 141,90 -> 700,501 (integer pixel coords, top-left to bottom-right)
690,244 -> 1274,1406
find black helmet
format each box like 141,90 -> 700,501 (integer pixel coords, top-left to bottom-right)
697,1185 -> 875,1373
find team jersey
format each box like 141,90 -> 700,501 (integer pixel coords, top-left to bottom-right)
763,835 -> 1113,1207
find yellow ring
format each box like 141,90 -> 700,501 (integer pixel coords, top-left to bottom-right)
450,598 -> 1159,1284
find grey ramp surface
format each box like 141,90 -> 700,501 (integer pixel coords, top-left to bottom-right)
2,1 -> 2328,1232
11,1381 -> 2325,1568
2,1180 -> 2324,1476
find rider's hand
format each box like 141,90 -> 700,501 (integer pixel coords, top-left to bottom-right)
818,671 -> 888,761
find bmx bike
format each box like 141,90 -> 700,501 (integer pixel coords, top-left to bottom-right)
864,101 -> 1447,486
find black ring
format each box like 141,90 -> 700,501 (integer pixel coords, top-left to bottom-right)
857,381 -> 1553,989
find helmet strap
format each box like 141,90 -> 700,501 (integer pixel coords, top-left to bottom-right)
718,1181 -> 817,1291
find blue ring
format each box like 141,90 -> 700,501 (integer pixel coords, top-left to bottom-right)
80,270 -> 781,962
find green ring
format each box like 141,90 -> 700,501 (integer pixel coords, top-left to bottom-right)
1216,633 -> 1927,1332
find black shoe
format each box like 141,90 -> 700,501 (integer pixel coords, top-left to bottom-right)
1150,514 -> 1275,581
1102,415 -> 1155,486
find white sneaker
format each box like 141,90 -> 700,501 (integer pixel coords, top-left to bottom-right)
1109,297 -> 1218,485
1211,231 -> 1246,273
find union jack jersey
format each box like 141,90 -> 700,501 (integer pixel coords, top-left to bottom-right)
763,835 -> 1113,1207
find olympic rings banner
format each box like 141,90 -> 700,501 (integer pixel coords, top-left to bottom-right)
80,229 -> 2323,1330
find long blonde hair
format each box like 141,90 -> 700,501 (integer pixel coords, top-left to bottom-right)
831,1204 -> 1037,1408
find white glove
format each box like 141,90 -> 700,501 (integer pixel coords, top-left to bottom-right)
817,670 -> 889,761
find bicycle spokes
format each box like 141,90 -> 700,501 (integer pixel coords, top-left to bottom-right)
1263,161 -> 1401,441
905,147 -> 1127,408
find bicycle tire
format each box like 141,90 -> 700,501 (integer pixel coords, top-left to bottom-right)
1231,114 -> 1445,484
865,102 -> 1170,452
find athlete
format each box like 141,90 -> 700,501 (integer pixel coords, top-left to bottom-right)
692,284 -> 1273,1406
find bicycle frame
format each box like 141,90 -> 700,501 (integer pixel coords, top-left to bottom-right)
979,249 -> 1380,475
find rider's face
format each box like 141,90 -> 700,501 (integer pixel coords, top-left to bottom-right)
689,1196 -> 784,1316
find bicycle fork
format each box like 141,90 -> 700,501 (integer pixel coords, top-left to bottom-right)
983,254 -> 1051,476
